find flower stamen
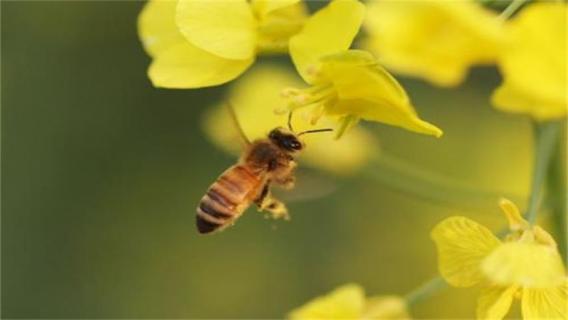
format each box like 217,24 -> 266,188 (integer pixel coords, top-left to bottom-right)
281,84 -> 335,113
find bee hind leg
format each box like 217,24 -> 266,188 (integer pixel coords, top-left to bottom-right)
262,196 -> 289,220
254,185 -> 289,220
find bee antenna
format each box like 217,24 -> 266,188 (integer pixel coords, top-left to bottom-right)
287,111 -> 294,132
297,128 -> 333,136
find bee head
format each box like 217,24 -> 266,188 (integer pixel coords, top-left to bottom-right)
268,128 -> 303,152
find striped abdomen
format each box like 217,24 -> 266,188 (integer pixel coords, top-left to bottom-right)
196,164 -> 264,234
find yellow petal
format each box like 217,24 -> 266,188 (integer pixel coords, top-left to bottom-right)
492,81 -> 567,121
522,279 -> 568,320
252,0 -> 300,17
319,51 -> 442,137
289,284 -> 365,319
363,0 -> 503,87
498,198 -> 528,231
492,2 -> 567,120
289,0 -> 365,83
330,99 -> 442,138
482,242 -> 565,288
202,64 -> 377,175
148,42 -> 253,88
137,0 -> 185,58
320,50 -> 409,106
476,285 -> 518,320
256,1 -> 308,54
363,295 -> 410,320
176,0 -> 256,60
431,216 -> 501,287
532,226 -> 559,248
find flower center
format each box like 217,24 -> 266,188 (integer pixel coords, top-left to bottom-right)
280,84 -> 337,124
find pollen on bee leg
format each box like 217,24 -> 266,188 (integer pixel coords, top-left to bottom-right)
264,200 -> 289,220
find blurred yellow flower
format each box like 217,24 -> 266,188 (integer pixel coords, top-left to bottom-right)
363,0 -> 503,87
202,64 -> 377,175
289,284 -> 410,320
138,0 -> 306,89
284,0 -> 442,139
431,199 -> 567,319
492,2 -> 567,120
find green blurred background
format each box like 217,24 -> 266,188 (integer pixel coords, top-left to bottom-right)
2,1 -> 535,318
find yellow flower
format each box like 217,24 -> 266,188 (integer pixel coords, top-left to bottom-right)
431,199 -> 567,319
138,0 -> 306,89
289,284 -> 410,320
363,0 -> 503,87
202,64 -> 377,175
283,0 -> 442,139
492,3 -> 567,120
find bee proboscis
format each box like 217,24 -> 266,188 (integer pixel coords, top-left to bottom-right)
196,104 -> 332,234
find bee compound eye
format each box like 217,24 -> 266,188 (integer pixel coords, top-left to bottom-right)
284,140 -> 296,150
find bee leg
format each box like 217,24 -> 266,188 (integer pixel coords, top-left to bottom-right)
254,184 -> 270,208
273,160 -> 296,190
262,196 -> 289,220
277,176 -> 295,190
254,185 -> 289,220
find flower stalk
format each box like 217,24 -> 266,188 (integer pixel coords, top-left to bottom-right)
525,121 -> 562,225
498,0 -> 528,20
547,121 -> 567,264
404,276 -> 447,307
364,153 -> 523,214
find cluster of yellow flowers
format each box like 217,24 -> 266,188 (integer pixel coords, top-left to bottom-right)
138,0 -> 445,174
138,0 -> 308,88
363,0 -> 566,121
138,0 -> 567,318
138,0 -> 566,174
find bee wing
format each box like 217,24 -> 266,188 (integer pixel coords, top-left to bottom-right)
273,169 -> 339,203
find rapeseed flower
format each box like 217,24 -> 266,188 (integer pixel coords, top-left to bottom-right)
363,0 -> 503,87
289,284 -> 409,319
203,64 -> 377,175
431,199 -> 567,319
283,0 -> 442,139
138,0 -> 306,88
492,2 -> 567,120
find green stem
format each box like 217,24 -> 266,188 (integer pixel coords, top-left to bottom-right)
405,277 -> 447,306
546,121 -> 567,263
363,154 -> 523,214
498,0 -> 528,20
525,121 -> 562,225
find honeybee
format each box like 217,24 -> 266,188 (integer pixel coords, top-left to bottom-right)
196,104 -> 332,234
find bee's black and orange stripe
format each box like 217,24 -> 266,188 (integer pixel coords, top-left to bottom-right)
196,164 -> 263,234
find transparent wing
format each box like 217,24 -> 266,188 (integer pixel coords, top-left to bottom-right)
273,168 -> 339,203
